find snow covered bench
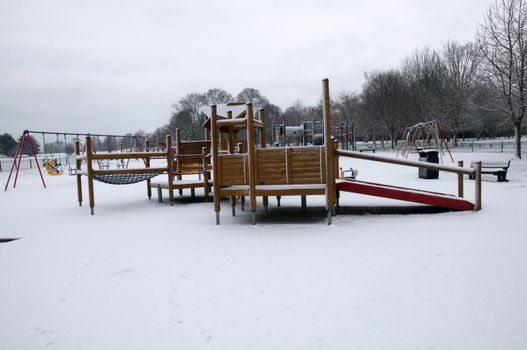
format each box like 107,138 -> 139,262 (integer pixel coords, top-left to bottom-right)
469,160 -> 510,182
356,145 -> 376,153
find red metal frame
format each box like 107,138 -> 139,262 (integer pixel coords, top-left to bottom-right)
397,120 -> 454,162
4,130 -> 46,191
125,136 -> 145,168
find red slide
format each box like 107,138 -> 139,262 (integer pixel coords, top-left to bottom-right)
336,180 -> 475,211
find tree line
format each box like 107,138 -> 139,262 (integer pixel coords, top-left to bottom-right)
156,0 -> 526,158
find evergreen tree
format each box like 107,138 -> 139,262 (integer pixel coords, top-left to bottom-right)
0,133 -> 17,156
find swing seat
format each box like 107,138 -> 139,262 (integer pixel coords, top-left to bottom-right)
47,169 -> 64,176
43,160 -> 64,176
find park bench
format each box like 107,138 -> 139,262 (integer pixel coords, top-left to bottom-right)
356,145 -> 376,153
469,160 -> 511,182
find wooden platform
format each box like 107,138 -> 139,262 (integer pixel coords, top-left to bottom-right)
336,179 -> 475,211
151,179 -> 207,189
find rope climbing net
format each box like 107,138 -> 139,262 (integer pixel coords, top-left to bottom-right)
92,172 -> 161,185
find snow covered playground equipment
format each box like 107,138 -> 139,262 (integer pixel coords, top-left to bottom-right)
208,79 -> 481,225
397,120 -> 453,163
3,129 -> 149,191
4,79 -> 483,222
75,136 -> 173,215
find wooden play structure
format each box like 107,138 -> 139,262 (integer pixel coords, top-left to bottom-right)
272,120 -> 323,147
209,79 -> 482,225
75,135 -> 173,215
65,78 -> 484,221
210,79 -> 337,225
148,128 -> 211,202
397,120 -> 453,162
272,120 -> 354,150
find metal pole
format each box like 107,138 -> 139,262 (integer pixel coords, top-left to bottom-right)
27,132 -> 46,188
4,132 -> 25,191
13,133 -> 27,188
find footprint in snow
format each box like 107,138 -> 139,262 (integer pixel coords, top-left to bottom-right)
109,268 -> 135,276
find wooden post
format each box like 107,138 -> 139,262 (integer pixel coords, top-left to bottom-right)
220,131 -> 227,151
145,139 -> 152,199
202,146 -> 210,201
227,111 -> 235,154
457,160 -> 464,198
236,141 -> 246,211
86,136 -> 95,215
322,79 -> 334,224
226,111 -> 237,213
259,108 -> 266,147
205,124 -> 210,140
246,103 -> 257,225
475,161 -> 482,211
211,105 -> 221,224
175,129 -> 182,196
166,135 -> 174,205
334,139 -> 339,181
75,141 -> 82,206
259,108 -> 269,214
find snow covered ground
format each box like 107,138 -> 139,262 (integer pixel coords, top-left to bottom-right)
1,151 -> 526,349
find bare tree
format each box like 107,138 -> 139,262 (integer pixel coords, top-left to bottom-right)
335,91 -> 362,150
282,100 -> 305,125
171,92 -> 207,139
236,88 -> 269,111
442,41 -> 481,145
477,0 -> 527,158
363,70 -> 409,149
402,47 -> 447,122
203,88 -> 233,105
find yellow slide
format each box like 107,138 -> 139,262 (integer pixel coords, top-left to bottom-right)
43,160 -> 64,176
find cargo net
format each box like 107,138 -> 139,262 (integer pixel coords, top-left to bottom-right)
92,172 -> 161,185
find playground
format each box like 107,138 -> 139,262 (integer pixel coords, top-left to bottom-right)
1,143 -> 526,348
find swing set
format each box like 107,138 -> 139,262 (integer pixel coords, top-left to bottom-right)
3,130 -> 149,191
397,120 -> 454,163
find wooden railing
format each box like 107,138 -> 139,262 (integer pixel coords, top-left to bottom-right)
336,149 -> 482,211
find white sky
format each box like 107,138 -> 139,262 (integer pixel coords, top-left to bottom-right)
0,0 -> 494,137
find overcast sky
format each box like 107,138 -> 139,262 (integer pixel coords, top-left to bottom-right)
0,0 -> 494,137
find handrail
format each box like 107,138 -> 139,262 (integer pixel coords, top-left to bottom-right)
217,118 -> 247,127
336,149 -> 482,211
90,151 -> 167,160
216,118 -> 264,128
